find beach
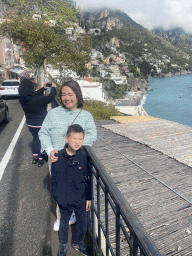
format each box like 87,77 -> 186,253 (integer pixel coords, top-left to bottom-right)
116,93 -> 144,107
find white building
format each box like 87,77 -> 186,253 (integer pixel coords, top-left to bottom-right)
77,77 -> 105,102
75,27 -> 86,34
99,69 -> 109,78
65,26 -> 73,35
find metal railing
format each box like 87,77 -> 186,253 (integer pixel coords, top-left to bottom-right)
50,99 -> 161,255
85,146 -> 161,256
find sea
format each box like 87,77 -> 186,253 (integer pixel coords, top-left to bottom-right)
140,73 -> 192,127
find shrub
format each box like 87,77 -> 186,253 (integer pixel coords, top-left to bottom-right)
83,100 -> 122,120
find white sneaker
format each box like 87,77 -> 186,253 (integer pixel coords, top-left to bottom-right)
53,218 -> 60,231
53,212 -> 76,231
69,211 -> 76,225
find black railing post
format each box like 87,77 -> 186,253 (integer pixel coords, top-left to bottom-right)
132,235 -> 139,256
90,160 -> 96,253
96,170 -> 102,256
116,205 -> 121,256
105,185 -> 109,256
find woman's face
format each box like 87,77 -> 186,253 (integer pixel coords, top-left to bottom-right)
61,86 -> 78,111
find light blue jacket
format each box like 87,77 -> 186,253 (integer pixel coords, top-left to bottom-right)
39,106 -> 97,151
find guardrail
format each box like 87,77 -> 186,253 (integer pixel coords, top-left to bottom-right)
85,146 -> 161,256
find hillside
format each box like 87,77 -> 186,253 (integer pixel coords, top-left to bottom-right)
80,8 -> 192,77
152,27 -> 192,56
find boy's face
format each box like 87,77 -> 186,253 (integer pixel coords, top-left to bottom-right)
65,132 -> 84,152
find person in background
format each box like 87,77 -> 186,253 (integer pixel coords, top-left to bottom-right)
39,80 -> 97,230
19,78 -> 57,167
51,124 -> 92,256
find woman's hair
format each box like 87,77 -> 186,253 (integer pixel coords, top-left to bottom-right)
19,78 -> 35,96
59,80 -> 84,108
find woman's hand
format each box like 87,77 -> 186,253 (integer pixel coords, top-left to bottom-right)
43,82 -> 56,89
86,200 -> 92,212
50,149 -> 59,162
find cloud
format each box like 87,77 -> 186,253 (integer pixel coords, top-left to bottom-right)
76,0 -> 192,33
164,0 -> 192,32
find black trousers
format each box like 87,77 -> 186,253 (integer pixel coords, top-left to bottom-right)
28,126 -> 43,159
59,208 -> 88,245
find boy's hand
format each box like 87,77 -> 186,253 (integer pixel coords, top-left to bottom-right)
50,149 -> 58,162
86,200 -> 91,212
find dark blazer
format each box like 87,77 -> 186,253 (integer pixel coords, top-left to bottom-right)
51,145 -> 92,211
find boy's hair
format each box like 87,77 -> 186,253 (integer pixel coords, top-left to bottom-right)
66,124 -> 85,137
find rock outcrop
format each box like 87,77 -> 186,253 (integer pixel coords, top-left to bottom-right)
128,77 -> 152,94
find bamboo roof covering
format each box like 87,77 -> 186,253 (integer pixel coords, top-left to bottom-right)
92,119 -> 192,256
110,115 -> 159,123
105,117 -> 192,167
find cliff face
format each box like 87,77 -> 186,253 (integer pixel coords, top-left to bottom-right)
0,0 -> 10,16
128,77 -> 151,94
80,8 -> 124,31
152,27 -> 192,56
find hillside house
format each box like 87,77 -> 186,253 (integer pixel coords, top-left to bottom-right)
115,57 -> 123,64
99,69 -> 109,78
110,65 -> 121,76
111,76 -> 125,84
88,28 -> 101,36
65,26 -> 73,35
75,27 -> 86,34
91,60 -> 100,66
121,66 -> 129,74
103,58 -> 110,65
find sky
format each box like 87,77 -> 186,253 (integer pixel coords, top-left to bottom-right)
75,0 -> 192,34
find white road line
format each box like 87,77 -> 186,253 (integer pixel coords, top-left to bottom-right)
0,115 -> 26,181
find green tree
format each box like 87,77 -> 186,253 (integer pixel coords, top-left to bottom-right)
0,0 -> 91,86
90,66 -> 99,77
138,60 -> 152,79
103,79 -> 128,100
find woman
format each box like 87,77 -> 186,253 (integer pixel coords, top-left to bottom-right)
19,78 -> 57,167
39,80 -> 97,231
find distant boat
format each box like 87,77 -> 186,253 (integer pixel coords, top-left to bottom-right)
179,94 -> 182,98
188,86 -> 192,88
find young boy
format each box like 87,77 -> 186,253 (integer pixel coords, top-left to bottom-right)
51,124 -> 92,256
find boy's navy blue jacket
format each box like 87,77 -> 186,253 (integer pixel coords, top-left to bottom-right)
19,87 -> 56,127
51,145 -> 92,211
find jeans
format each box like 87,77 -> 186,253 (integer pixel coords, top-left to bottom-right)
59,208 -> 88,245
28,126 -> 43,159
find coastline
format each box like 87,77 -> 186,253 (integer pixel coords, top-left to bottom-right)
123,94 -> 145,107
121,71 -> 192,116
149,71 -> 192,78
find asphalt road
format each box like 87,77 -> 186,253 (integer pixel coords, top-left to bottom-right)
0,98 -> 51,256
